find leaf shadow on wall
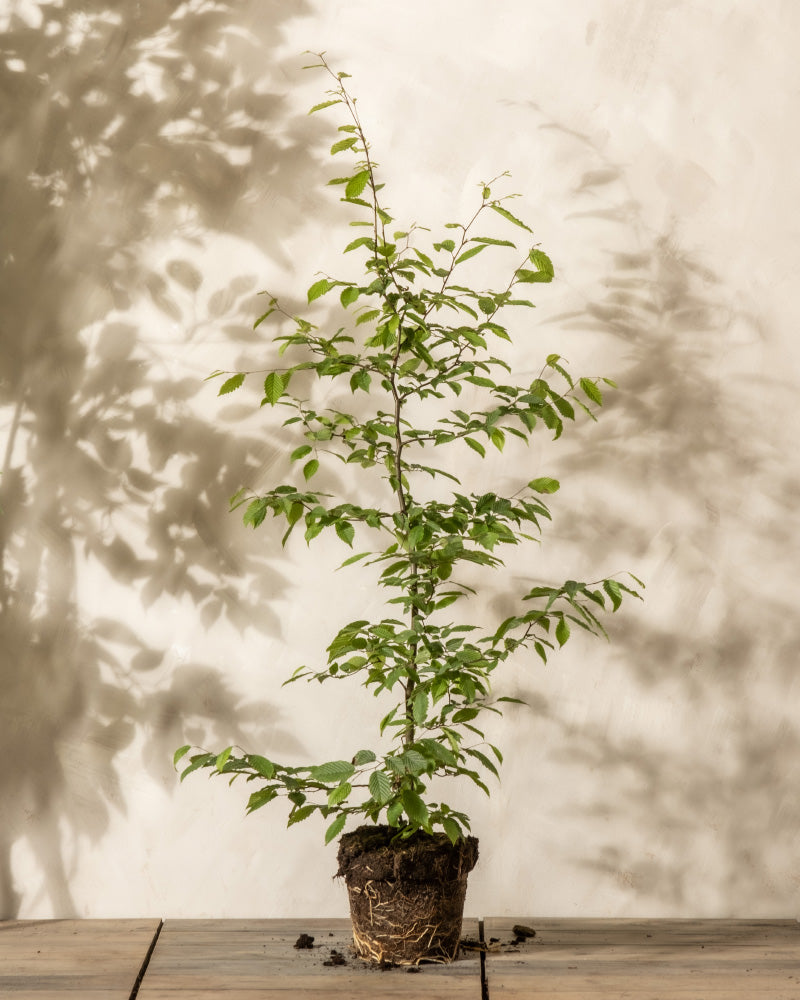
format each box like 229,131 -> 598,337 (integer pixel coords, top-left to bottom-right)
0,2 -> 334,918
502,116 -> 800,912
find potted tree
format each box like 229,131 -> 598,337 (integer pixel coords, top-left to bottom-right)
175,55 -> 641,966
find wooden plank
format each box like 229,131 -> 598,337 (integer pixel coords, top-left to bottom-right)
0,919 -> 161,997
484,918 -> 800,998
136,917 -> 482,998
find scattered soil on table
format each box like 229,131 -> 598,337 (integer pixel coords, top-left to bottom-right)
294,933 -> 315,949
323,949 -> 347,966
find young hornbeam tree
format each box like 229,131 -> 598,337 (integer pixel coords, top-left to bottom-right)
176,54 -> 642,847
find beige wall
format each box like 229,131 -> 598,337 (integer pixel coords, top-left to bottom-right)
2,0 -> 799,919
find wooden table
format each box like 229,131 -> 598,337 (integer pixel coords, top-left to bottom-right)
1,917 -> 797,998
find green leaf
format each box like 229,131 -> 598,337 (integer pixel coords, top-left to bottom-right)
288,804 -> 316,826
344,236 -> 374,253
412,689 -> 429,725
401,789 -> 429,827
454,244 -> 487,265
219,373 -> 245,395
490,204 -> 532,232
529,248 -> 554,277
308,278 -> 333,303
471,236 -> 516,248
345,170 -> 370,199
327,781 -> 352,806
352,749 -> 377,766
369,770 -> 393,804
529,477 -> 560,494
338,551 -> 371,569
555,617 -> 570,647
335,520 -> 355,547
215,747 -> 232,772
247,787 -> 278,812
303,459 -> 319,481
254,308 -> 275,329
516,268 -> 552,284
580,377 -> 603,405
478,297 -> 495,315
310,760 -> 356,783
330,136 -> 358,155
465,437 -> 486,458
340,285 -> 360,308
356,309 -> 381,326
173,745 -> 191,767
308,99 -> 341,114
442,817 -> 462,844
263,372 -> 286,405
350,369 -> 371,393
247,755 -> 275,778
603,578 -> 623,611
291,444 -> 313,463
325,813 -> 347,845
386,799 -> 404,827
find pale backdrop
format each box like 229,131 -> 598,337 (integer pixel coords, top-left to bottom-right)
2,0 -> 799,919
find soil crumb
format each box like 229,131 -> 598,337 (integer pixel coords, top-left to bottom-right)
323,949 -> 347,967
294,933 -> 315,949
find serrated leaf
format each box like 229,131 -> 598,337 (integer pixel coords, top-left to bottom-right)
465,437 -> 485,458
327,781 -> 352,806
352,749 -> 377,766
308,279 -> 333,303
303,458 -> 319,481
308,99 -> 340,114
330,136 -> 357,155
263,372 -> 285,405
386,799 -> 404,826
455,244 -> 487,265
291,445 -> 313,463
173,745 -> 191,767
412,689 -> 429,725
340,285 -> 359,307
356,309 -> 381,326
603,578 -> 623,611
369,770 -> 393,804
215,747 -> 232,772
345,170 -> 369,199
516,268 -> 552,284
247,755 -> 275,778
442,817 -> 462,844
491,203 -> 532,232
555,617 -> 570,647
311,760 -> 356,783
247,787 -> 278,812
529,248 -> 554,277
338,551 -> 371,569
478,296 -> 495,315
288,804 -> 316,826
325,813 -> 347,845
580,377 -> 603,405
401,789 -> 429,826
219,373 -> 245,395
529,477 -> 560,494
335,520 -> 355,547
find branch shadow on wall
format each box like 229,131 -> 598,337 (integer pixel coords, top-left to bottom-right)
0,2 -> 339,918
503,115 -> 800,912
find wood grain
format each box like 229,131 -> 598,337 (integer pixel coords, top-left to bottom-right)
484,918 -> 800,998
135,917 -> 482,999
0,919 -> 161,997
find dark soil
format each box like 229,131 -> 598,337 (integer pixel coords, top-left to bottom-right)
336,825 -> 479,966
293,933 -> 314,949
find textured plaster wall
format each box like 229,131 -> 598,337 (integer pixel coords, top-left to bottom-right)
1,0 -> 799,919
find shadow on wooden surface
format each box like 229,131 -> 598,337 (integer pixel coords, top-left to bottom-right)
0,918 -> 797,998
